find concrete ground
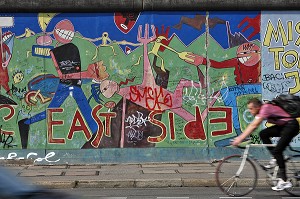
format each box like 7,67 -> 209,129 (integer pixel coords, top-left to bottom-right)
1,159 -> 270,189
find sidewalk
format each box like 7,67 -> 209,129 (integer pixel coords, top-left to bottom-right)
1,160 -> 268,189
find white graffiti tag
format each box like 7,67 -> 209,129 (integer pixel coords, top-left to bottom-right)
125,111 -> 149,132
127,130 -> 144,143
183,78 -> 228,107
0,152 -> 60,163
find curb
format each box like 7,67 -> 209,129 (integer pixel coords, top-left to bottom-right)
32,179 -> 269,189
34,179 -> 213,189
33,179 -> 204,189
0,159 -> 34,165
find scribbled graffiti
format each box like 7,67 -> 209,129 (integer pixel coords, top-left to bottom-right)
262,81 -> 292,93
250,134 -> 261,144
129,86 -> 173,110
183,79 -> 228,107
0,125 -> 16,148
127,130 -> 144,143
0,152 -> 60,163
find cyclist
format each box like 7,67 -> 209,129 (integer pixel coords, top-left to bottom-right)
231,98 -> 299,191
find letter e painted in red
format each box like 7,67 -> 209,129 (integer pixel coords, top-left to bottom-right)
209,107 -> 232,136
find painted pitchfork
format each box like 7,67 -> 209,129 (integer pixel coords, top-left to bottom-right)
137,23 -> 156,45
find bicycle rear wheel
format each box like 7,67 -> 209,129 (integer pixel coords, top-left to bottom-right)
215,154 -> 258,197
285,155 -> 300,196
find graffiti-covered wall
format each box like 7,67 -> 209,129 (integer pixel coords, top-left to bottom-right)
0,11 -> 298,163
261,11 -> 300,146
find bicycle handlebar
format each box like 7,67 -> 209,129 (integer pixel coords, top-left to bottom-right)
232,139 -> 300,153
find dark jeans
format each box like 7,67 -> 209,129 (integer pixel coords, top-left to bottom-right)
259,119 -> 299,181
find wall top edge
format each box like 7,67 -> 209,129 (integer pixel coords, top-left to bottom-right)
1,8 -> 300,13
1,0 -> 300,12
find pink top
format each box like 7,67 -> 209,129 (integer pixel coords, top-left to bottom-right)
256,104 -> 293,125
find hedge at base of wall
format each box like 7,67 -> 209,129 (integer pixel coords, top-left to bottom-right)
0,148 -> 275,165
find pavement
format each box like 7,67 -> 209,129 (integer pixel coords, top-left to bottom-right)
0,159 -> 269,189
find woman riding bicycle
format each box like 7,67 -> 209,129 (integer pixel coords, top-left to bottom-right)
231,98 -> 299,191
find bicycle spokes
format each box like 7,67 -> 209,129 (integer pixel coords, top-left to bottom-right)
216,155 -> 257,197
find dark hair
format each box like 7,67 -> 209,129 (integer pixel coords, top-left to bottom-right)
247,98 -> 262,107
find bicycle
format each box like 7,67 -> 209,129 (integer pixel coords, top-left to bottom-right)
215,142 -> 300,197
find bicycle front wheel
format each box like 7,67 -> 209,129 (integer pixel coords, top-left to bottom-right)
215,154 -> 258,197
285,155 -> 300,196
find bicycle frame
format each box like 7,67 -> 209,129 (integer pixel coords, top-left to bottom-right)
236,143 -> 300,184
216,142 -> 300,197
236,144 -> 280,185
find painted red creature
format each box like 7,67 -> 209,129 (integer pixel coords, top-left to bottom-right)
0,41 -> 12,95
186,42 -> 261,85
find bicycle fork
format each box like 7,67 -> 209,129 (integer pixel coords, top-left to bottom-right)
235,145 -> 250,178
221,145 -> 253,193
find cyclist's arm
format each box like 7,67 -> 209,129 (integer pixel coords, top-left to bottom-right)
232,116 -> 264,146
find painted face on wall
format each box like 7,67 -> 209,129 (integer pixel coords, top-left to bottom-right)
100,79 -> 119,98
236,42 -> 260,66
53,19 -> 75,44
2,31 -> 13,44
13,71 -> 24,84
2,31 -> 13,60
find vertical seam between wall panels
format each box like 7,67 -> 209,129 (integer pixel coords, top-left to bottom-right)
43,15 -> 48,152
133,0 -> 135,11
205,11 -> 210,159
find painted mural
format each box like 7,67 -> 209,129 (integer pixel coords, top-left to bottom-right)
0,11 -> 266,150
262,11 -> 300,147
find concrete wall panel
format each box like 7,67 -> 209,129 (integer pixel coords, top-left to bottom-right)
0,11 -> 298,163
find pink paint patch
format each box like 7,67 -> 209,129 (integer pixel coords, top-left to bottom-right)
36,35 -> 53,46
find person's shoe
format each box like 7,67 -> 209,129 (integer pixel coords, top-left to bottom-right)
272,178 -> 292,191
264,158 -> 276,169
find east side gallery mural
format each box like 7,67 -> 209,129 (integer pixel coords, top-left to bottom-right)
0,11 -> 299,150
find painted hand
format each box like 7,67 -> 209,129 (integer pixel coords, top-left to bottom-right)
183,52 -> 204,66
87,61 -> 109,81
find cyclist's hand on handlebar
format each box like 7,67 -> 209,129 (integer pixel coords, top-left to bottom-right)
231,136 -> 252,147
231,136 -> 243,146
